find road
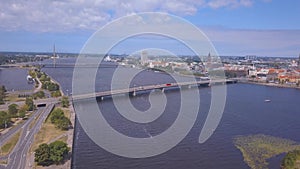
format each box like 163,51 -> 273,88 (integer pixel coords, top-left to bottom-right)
72,79 -> 237,100
0,97 -> 59,111
0,109 -> 43,147
0,103 -> 55,169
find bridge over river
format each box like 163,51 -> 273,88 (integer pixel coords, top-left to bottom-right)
72,79 -> 237,101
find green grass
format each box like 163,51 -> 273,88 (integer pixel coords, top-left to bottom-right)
234,134 -> 300,169
0,130 -> 21,156
29,106 -> 70,153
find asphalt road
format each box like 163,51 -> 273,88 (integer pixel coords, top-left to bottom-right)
0,103 -> 55,169
0,108 -> 43,147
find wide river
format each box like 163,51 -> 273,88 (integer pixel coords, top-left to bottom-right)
40,58 -> 300,169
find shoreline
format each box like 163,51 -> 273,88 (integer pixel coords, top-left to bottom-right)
240,80 -> 300,90
23,69 -> 75,169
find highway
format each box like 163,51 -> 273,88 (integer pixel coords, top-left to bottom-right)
0,109 -> 43,147
0,104 -> 55,169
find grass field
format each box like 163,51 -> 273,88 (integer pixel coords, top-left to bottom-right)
0,130 -> 21,156
5,93 -> 26,102
29,106 -> 70,153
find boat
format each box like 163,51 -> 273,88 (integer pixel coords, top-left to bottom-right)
264,99 -> 271,102
26,75 -> 35,83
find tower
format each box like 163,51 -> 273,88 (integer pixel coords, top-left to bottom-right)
53,44 -> 56,68
206,52 -> 212,71
141,50 -> 148,65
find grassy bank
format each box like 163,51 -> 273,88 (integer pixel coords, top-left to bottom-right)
29,106 -> 71,164
0,130 -> 21,156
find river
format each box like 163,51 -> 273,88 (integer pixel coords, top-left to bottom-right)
40,58 -> 300,169
0,67 -> 33,91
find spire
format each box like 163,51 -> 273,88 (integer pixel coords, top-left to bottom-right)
53,44 -> 56,68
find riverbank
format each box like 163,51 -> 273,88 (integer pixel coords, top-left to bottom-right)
23,70 -> 75,169
240,80 -> 300,90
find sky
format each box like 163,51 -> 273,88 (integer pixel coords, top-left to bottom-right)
0,0 -> 299,57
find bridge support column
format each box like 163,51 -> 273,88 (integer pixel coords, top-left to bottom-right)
133,91 -> 136,96
101,97 -> 104,101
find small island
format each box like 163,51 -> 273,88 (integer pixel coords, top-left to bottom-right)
234,134 -> 300,169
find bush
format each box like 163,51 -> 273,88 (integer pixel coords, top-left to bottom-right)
33,91 -> 45,99
281,150 -> 300,169
25,97 -> 35,111
51,91 -> 61,97
60,96 -> 69,108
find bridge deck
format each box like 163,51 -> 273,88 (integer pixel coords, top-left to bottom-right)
72,79 -> 236,101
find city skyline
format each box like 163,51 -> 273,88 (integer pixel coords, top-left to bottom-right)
0,0 -> 299,57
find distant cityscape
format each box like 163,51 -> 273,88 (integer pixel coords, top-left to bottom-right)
2,51 -> 299,87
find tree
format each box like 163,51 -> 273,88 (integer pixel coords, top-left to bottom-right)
51,91 -> 61,97
34,141 -> 69,166
33,91 -> 45,99
56,117 -> 71,130
60,96 -> 69,108
25,97 -> 35,111
50,108 -> 71,130
8,104 -> 18,117
34,143 -> 52,166
0,111 -> 10,129
0,85 -> 6,105
50,108 -> 65,124
18,109 -> 26,119
49,141 -> 70,164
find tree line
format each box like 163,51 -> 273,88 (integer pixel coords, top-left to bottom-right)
0,85 -> 6,105
0,97 -> 35,129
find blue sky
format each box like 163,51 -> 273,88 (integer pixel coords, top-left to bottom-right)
0,0 -> 299,57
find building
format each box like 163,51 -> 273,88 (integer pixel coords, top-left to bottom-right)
141,50 -> 148,65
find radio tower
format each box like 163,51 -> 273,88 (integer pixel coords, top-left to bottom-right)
53,44 -> 56,68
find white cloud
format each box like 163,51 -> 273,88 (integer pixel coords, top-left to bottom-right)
207,0 -> 253,9
0,0 -> 262,32
203,27 -> 300,56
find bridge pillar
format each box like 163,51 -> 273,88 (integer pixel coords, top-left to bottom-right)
101,97 -> 104,101
133,91 -> 136,96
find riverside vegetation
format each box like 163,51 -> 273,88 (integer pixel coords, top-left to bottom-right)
234,134 -> 300,169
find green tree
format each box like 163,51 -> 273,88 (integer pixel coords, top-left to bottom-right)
50,108 -> 64,124
0,85 -> 6,105
49,141 -> 70,164
60,96 -> 69,108
51,91 -> 61,97
56,117 -> 71,130
8,104 -> 18,117
25,97 -> 35,111
34,143 -> 52,166
18,109 -> 26,119
33,91 -> 45,99
50,108 -> 71,130
28,69 -> 36,78
0,111 -> 10,128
